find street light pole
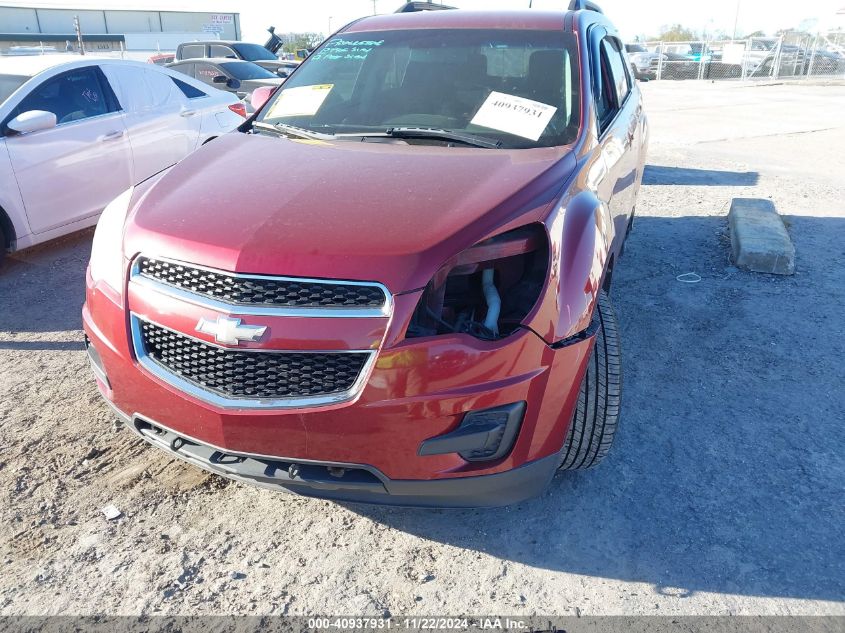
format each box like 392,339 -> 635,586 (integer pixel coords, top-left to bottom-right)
73,15 -> 84,55
732,0 -> 742,40
328,16 -> 333,33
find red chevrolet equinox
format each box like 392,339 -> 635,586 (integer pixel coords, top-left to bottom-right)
83,2 -> 647,507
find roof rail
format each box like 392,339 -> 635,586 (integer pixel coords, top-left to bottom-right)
395,2 -> 457,12
568,0 -> 604,13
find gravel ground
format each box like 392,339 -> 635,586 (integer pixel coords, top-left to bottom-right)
1,82 -> 843,617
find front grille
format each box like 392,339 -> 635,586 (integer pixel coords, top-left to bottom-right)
139,320 -> 369,401
137,257 -> 386,309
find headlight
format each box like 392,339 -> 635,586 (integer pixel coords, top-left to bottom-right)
89,186 -> 134,296
405,224 -> 549,341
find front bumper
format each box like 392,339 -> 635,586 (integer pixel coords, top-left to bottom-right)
83,268 -> 594,508
106,400 -> 561,507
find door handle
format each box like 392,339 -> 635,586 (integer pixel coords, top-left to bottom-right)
180,108 -> 198,117
99,130 -> 124,142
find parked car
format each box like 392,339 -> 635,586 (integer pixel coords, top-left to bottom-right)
625,43 -> 659,80
0,56 -> 245,262
175,40 -> 297,78
84,0 -> 647,507
649,49 -> 700,79
168,59 -> 283,112
147,53 -> 175,66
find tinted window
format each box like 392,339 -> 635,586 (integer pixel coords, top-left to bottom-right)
595,43 -> 615,129
210,45 -> 237,58
13,67 -> 118,125
181,44 -> 205,59
259,29 -> 581,149
0,74 -> 29,105
232,43 -> 278,61
220,61 -> 276,80
625,44 -> 646,53
171,76 -> 206,99
605,38 -> 630,104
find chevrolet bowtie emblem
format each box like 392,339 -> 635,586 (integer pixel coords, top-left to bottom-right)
195,316 -> 267,345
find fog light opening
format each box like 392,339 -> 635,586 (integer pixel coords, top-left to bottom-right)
418,401 -> 527,462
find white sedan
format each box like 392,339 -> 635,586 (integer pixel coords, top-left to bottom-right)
0,55 -> 246,262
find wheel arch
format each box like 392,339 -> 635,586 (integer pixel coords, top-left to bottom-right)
0,204 -> 16,250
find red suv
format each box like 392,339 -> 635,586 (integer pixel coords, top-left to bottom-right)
83,1 -> 647,507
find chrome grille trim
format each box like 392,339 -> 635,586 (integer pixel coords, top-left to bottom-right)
130,314 -> 376,410
130,256 -> 392,318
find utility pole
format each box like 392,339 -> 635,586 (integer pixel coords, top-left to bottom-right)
732,0 -> 741,40
73,15 -> 84,54
372,0 -> 377,15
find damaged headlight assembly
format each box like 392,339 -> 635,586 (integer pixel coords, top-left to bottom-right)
406,224 -> 549,341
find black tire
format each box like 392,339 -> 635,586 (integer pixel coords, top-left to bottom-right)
558,291 -> 622,470
0,224 -> 5,267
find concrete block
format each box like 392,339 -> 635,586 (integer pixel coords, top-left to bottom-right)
728,198 -> 795,275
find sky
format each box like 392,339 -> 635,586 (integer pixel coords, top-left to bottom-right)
6,0 -> 845,42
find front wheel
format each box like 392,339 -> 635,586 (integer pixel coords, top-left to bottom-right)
558,291 -> 622,470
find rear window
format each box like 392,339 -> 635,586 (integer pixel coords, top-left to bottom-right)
232,43 -> 278,61
0,74 -> 29,105
171,77 -> 206,99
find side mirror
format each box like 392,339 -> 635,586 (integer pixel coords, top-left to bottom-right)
212,74 -> 228,84
226,78 -> 242,90
250,85 -> 277,111
7,110 -> 57,134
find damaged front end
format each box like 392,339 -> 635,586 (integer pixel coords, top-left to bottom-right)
406,224 -> 550,342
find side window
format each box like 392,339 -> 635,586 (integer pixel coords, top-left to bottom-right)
210,45 -> 236,59
13,66 -> 118,126
596,37 -> 629,132
180,44 -> 205,60
195,63 -> 221,85
595,42 -> 615,130
605,38 -> 630,103
171,77 -> 206,99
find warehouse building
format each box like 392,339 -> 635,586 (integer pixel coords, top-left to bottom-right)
0,3 -> 240,57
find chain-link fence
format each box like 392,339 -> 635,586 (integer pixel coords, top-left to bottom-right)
627,32 -> 845,82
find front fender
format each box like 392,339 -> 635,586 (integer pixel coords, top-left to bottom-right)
532,189 -> 611,343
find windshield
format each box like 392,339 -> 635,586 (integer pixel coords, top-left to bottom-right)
258,29 -> 580,149
220,61 -> 277,80
626,44 -> 647,53
0,74 -> 29,105
233,43 -> 279,61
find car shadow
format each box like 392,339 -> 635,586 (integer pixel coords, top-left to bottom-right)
643,165 -> 759,186
0,228 -> 92,337
343,214 -> 845,603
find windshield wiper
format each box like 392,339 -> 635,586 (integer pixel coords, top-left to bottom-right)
253,121 -> 333,141
336,127 -> 501,149
388,127 -> 501,149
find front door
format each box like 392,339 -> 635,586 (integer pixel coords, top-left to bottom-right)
4,65 -> 132,234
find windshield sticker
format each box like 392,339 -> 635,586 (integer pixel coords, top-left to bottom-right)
470,91 -> 557,141
267,84 -> 333,118
311,39 -> 384,62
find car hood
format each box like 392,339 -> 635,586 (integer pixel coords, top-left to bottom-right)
124,132 -> 576,293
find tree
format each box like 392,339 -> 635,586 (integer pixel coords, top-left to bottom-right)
280,32 -> 324,54
653,24 -> 699,42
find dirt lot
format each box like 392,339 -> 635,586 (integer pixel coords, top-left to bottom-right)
1,81 -> 844,616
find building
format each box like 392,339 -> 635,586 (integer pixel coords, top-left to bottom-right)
0,3 -> 240,58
